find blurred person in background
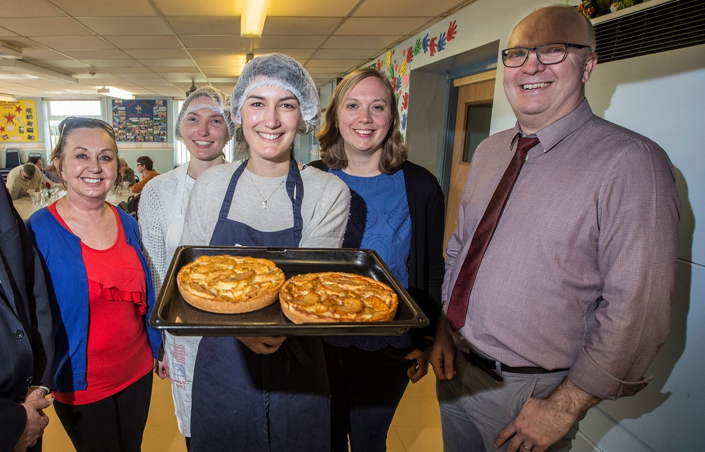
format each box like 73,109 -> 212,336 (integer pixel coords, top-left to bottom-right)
140,86 -> 234,451
312,68 -> 445,452
131,156 -> 159,193
27,157 -> 61,184
118,158 -> 136,188
26,117 -> 161,452
180,53 -> 350,452
6,163 -> 45,200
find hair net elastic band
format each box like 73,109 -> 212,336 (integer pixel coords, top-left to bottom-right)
175,86 -> 235,141
230,53 -> 320,135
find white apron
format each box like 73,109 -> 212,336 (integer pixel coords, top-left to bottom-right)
163,163 -> 201,437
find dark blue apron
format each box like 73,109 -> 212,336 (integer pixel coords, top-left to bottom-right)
190,160 -> 330,452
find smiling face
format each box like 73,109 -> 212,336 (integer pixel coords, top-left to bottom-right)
503,7 -> 597,134
57,127 -> 118,201
181,106 -> 229,162
337,76 -> 393,160
241,84 -> 301,166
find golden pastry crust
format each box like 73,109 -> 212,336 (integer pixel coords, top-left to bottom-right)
177,255 -> 285,314
279,272 -> 398,323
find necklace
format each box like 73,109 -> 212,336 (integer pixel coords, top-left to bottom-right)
248,170 -> 286,210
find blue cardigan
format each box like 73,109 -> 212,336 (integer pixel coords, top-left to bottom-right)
26,206 -> 161,393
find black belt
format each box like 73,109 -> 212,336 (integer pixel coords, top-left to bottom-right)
461,350 -> 568,382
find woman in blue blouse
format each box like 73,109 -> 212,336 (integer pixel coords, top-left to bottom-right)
312,68 -> 446,452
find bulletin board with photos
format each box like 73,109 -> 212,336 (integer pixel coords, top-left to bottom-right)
111,99 -> 168,142
0,100 -> 39,142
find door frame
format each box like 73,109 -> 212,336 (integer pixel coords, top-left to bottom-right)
439,63 -> 499,200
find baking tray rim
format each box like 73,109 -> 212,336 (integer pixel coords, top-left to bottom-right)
149,246 -> 429,336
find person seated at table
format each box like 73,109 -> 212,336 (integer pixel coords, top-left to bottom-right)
6,163 -> 46,200
119,157 -> 136,188
28,156 -> 62,184
25,116 -> 161,452
132,156 -> 159,193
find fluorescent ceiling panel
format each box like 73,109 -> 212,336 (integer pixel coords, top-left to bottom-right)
335,18 -> 430,35
52,0 -> 158,16
0,18 -> 93,36
76,18 -> 172,36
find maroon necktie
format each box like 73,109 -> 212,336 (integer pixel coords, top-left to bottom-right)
446,135 -> 539,331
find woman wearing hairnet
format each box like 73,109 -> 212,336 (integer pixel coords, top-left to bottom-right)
139,86 -> 234,450
180,54 -> 350,452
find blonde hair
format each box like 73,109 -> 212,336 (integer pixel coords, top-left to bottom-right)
316,68 -> 407,173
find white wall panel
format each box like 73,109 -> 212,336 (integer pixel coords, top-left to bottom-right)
586,44 -> 705,266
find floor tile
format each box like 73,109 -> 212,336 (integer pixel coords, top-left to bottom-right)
43,403 -> 69,452
39,371 -> 446,451
387,427 -> 407,452
419,372 -> 439,399
395,425 -> 444,452
142,424 -> 186,452
392,395 -> 442,428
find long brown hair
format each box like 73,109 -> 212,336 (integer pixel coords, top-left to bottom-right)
317,68 -> 408,173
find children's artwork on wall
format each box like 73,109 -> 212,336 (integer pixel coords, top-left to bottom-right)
112,99 -> 168,142
0,100 -> 39,142
374,20 -> 459,140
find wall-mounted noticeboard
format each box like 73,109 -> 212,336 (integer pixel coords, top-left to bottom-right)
0,100 -> 39,142
112,99 -> 168,142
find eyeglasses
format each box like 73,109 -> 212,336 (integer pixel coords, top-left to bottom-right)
501,43 -> 592,68
58,116 -> 115,138
136,163 -> 144,167
20,172 -> 31,181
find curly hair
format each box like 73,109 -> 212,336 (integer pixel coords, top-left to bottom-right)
316,68 -> 407,173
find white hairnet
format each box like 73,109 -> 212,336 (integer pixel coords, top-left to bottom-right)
175,86 -> 235,141
231,53 -> 320,134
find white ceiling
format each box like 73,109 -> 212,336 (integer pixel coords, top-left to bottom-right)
0,0 -> 477,99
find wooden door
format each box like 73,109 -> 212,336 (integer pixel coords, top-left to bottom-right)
444,71 -> 496,251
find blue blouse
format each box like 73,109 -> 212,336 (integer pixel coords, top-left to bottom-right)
326,169 -> 413,351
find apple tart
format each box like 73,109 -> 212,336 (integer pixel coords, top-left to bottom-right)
177,255 -> 285,314
279,272 -> 398,323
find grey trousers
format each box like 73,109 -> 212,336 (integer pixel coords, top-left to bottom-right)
436,352 -> 580,452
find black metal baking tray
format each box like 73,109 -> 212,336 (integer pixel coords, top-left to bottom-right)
149,246 -> 429,336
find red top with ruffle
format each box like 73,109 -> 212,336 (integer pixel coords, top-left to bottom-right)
49,203 -> 153,405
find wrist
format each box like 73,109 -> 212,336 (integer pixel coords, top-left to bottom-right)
28,385 -> 50,397
548,378 -> 600,419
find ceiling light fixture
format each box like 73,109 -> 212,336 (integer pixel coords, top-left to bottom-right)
0,93 -> 18,102
246,38 -> 255,63
0,40 -> 22,59
0,59 -> 76,84
98,86 -> 134,99
185,80 -> 197,97
241,0 -> 269,38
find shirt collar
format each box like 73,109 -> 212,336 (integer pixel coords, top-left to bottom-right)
511,99 -> 594,154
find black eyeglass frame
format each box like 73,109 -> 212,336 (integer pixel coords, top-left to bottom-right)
57,116 -> 115,138
501,43 -> 593,68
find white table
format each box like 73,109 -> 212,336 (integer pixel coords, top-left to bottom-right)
14,189 -> 135,221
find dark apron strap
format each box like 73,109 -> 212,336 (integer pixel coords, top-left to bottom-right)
216,159 -> 248,222
286,159 -> 304,245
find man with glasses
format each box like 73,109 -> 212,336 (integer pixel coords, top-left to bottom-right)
132,156 -> 159,194
432,6 -> 680,452
6,164 -> 46,200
